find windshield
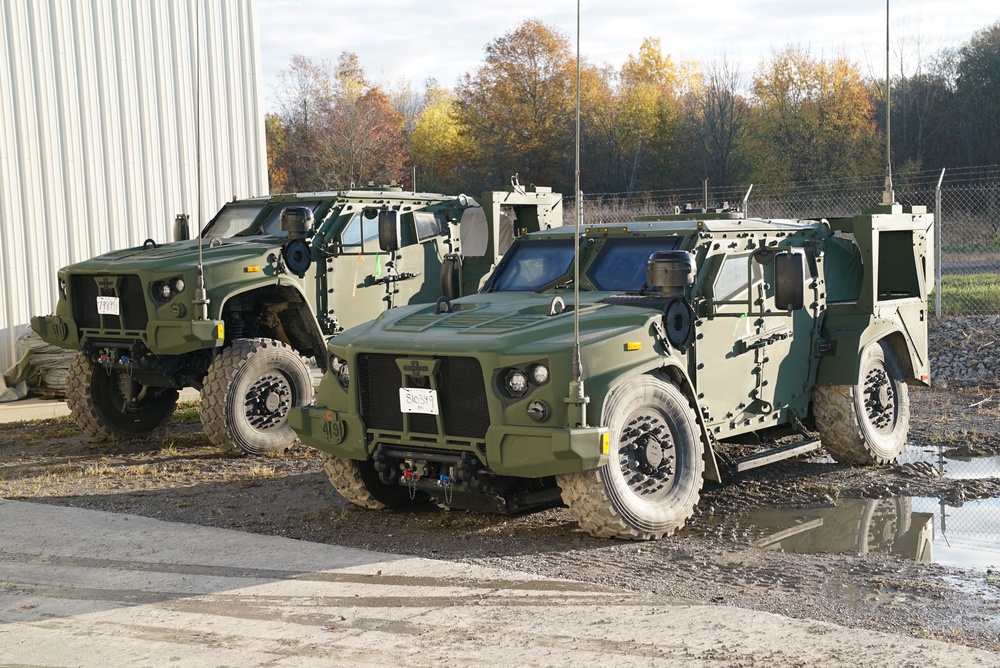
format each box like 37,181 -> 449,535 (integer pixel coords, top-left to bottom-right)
202,202 -> 266,238
488,239 -> 576,292
202,201 -> 322,239
586,236 -> 682,291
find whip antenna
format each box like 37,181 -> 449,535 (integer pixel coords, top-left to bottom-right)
881,0 -> 895,205
565,0 -> 589,426
194,0 -> 209,320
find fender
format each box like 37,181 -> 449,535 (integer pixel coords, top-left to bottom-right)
586,357 -> 723,484
217,281 -> 327,370
817,310 -> 925,386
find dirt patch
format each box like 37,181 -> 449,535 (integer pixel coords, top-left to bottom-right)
1,387 -> 999,652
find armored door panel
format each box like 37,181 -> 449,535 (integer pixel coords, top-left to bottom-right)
695,249 -> 820,437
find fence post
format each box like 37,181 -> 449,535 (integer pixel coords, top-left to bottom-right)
935,168 -> 945,318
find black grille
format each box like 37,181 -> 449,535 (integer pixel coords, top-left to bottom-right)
71,275 -> 149,332
357,354 -> 490,440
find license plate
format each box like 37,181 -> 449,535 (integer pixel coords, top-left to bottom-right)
96,296 -> 120,316
399,387 -> 439,415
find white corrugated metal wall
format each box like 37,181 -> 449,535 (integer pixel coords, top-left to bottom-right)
0,0 -> 268,372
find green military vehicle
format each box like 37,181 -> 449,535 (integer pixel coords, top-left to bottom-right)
290,200 -> 931,540
32,183 -> 562,455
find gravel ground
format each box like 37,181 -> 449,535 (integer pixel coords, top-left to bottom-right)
1,316 -> 999,652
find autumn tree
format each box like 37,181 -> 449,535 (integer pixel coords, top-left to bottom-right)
747,47 -> 881,185
410,81 -> 465,192
265,113 -> 291,192
267,55 -> 336,192
454,19 -> 577,192
266,53 -> 408,191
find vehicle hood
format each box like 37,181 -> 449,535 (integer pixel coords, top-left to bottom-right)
333,292 -> 663,357
60,237 -> 283,274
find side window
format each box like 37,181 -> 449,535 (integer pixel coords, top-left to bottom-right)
413,211 -> 448,242
340,213 -> 381,250
712,253 -> 761,302
341,213 -> 363,247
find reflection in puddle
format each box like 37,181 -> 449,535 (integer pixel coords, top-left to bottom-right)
898,443 -> 1000,480
733,498 -> 1000,570
746,499 -> 934,562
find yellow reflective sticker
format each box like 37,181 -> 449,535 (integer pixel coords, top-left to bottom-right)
215,324 -> 225,339
244,265 -> 261,273
625,342 -> 642,351
600,433 -> 610,455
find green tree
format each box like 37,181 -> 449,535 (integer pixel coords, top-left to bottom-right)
955,21 -> 1000,165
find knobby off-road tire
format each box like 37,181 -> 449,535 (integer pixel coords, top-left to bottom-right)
66,352 -> 178,441
813,339 -> 910,466
201,338 -> 313,456
557,375 -> 704,540
321,453 -> 426,509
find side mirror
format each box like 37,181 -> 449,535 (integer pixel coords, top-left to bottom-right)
173,214 -> 190,242
378,210 -> 401,252
774,251 -> 806,310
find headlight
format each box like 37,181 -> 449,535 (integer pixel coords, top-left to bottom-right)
529,364 -> 549,385
504,369 -> 528,398
153,276 -> 186,303
332,355 -> 350,389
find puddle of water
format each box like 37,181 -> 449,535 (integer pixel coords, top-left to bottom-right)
710,497 -> 1000,571
898,444 -> 1000,480
912,497 -> 1000,570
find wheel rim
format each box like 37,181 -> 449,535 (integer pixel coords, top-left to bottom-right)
617,409 -> 676,500
862,363 -> 897,434
101,370 -> 148,415
243,371 -> 294,431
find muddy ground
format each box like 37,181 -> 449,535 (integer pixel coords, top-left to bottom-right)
1,386 -> 999,652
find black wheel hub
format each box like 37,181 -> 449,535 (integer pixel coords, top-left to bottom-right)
244,373 -> 293,431
618,413 -> 675,497
863,366 -> 895,431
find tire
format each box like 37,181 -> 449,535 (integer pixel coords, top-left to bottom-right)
557,375 -> 704,540
66,352 -> 178,441
321,453 -> 426,509
200,338 -> 313,455
813,340 -> 909,466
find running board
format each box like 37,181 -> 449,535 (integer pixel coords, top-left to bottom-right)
731,437 -> 822,473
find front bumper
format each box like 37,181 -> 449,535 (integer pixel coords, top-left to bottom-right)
289,404 -> 610,478
32,314 -> 225,355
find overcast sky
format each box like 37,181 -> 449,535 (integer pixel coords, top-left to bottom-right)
257,0 -> 999,111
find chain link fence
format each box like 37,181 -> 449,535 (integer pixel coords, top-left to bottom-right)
572,165 -> 1000,316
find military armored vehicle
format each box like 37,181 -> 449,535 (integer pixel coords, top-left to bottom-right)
32,183 -> 562,454
290,201 -> 930,539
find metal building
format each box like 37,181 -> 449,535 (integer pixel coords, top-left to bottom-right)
0,0 -> 268,372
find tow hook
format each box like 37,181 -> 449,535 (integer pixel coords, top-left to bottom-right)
436,474 -> 456,505
402,468 -> 422,500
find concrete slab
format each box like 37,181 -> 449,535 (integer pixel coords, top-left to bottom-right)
0,395 -> 72,422
0,499 -> 997,667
